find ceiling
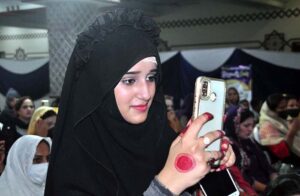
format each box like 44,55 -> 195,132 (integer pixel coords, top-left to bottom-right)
0,0 -> 289,29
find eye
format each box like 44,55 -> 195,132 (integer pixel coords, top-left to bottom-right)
121,78 -> 136,85
147,73 -> 157,82
33,156 -> 42,164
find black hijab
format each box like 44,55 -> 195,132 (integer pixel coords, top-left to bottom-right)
45,8 -> 176,196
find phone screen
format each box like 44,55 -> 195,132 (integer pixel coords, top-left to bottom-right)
199,169 -> 239,196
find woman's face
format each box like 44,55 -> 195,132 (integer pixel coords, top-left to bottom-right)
33,141 -> 50,164
114,57 -> 157,124
237,117 -> 255,139
17,99 -> 35,121
287,99 -> 299,110
275,99 -> 287,113
227,88 -> 239,105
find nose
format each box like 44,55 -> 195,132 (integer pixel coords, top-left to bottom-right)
137,81 -> 151,100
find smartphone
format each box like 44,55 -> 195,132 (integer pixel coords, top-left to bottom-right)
199,169 -> 240,196
192,76 -> 239,196
192,76 -> 226,152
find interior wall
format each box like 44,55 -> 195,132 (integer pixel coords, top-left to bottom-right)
156,0 -> 300,51
1,0 -> 299,107
0,27 -> 48,59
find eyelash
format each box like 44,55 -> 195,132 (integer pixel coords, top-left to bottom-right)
121,74 -> 157,85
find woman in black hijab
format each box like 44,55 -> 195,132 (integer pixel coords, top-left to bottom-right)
45,8 -> 235,196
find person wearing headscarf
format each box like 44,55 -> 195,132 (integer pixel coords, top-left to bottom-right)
225,87 -> 240,112
27,106 -> 57,138
0,135 -> 51,196
45,8 -> 235,196
225,106 -> 277,194
13,96 -> 35,136
0,88 -> 20,125
0,96 -> 35,166
258,93 -> 300,165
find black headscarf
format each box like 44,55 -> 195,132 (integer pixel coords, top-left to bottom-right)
45,8 -> 176,196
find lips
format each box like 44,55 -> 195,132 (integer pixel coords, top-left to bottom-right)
132,104 -> 148,112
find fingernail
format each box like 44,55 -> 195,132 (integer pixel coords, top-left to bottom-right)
218,130 -> 225,137
203,112 -> 214,120
221,144 -> 228,151
219,164 -> 226,170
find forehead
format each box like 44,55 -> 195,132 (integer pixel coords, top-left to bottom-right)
241,117 -> 254,124
277,99 -> 287,108
22,99 -> 33,105
36,141 -> 50,155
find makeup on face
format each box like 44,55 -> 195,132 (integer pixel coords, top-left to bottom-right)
114,57 -> 158,124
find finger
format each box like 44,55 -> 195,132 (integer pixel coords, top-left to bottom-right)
220,150 -> 230,165
220,145 -> 235,166
182,112 -> 213,140
224,146 -> 236,167
221,137 -> 231,151
205,150 -> 223,162
199,130 -> 224,149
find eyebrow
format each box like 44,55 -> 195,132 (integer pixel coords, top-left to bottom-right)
125,69 -> 158,75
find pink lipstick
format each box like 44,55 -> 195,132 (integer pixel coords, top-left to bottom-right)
133,104 -> 148,112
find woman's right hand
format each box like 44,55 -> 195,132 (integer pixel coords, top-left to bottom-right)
156,113 -> 224,195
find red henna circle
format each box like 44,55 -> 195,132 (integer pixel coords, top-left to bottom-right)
175,153 -> 196,173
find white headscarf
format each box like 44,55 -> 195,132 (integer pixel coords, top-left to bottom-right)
259,101 -> 300,156
0,135 -> 52,196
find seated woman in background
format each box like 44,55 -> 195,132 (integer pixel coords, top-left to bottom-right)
27,106 -> 57,138
13,96 -> 35,136
225,106 -> 277,193
0,96 -> 35,165
225,87 -> 240,111
258,93 -> 300,166
0,135 -> 51,196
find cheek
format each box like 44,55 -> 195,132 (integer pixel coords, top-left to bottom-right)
149,83 -> 156,99
114,85 -> 132,113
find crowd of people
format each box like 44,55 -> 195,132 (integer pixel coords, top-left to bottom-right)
0,7 -> 299,196
166,87 -> 300,195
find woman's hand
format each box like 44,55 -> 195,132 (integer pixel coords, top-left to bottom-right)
214,137 -> 236,171
157,113 -> 228,195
